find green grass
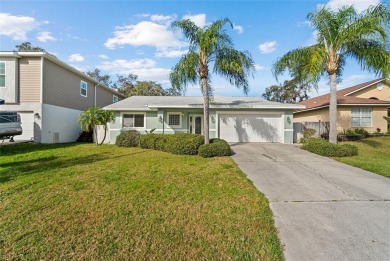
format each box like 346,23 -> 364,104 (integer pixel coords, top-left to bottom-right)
333,136 -> 390,178
0,143 -> 283,260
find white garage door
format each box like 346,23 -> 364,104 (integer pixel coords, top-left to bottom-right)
219,114 -> 282,143
14,112 -> 34,141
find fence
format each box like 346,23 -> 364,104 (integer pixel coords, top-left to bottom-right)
293,121 -> 330,143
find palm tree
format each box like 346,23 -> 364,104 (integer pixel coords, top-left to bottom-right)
170,18 -> 255,144
79,107 -> 102,145
273,4 -> 389,143
99,110 -> 115,145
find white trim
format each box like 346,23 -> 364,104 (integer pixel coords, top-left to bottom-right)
343,79 -> 384,96
120,112 -> 146,128
189,114 -> 203,134
294,103 -> 390,113
167,112 -> 182,129
284,129 -> 294,132
40,57 -> 43,102
94,84 -> 97,107
0,61 -> 5,87
103,107 -> 158,111
80,80 -> 87,97
148,104 -> 305,109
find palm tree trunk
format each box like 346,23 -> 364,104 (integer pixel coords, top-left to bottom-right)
329,73 -> 338,144
94,126 -> 99,145
99,124 -> 107,145
202,77 -> 210,144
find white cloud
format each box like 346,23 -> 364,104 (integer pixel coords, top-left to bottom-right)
68,53 -> 85,62
105,21 -> 187,50
36,31 -> 56,42
155,48 -> 187,58
99,58 -> 170,83
254,64 -> 266,71
258,41 -> 277,54
233,24 -> 244,34
324,0 -> 379,12
98,54 -> 108,59
150,14 -> 176,23
0,13 -> 45,40
183,13 -> 207,28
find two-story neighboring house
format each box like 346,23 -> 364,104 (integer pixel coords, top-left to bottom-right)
0,51 -> 125,143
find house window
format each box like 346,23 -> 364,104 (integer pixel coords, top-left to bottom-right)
80,81 -> 87,97
123,114 -> 144,128
351,108 -> 372,127
0,62 -> 5,87
113,95 -> 119,103
168,113 -> 182,128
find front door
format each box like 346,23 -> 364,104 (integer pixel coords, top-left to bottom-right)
189,115 -> 203,135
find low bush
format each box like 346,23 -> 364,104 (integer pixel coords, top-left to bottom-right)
198,138 -> 231,158
115,130 -> 141,147
301,138 -> 358,157
300,127 -> 316,143
354,128 -> 369,136
139,133 -> 204,155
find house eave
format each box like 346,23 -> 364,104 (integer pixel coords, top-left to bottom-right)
294,103 -> 390,113
343,78 -> 389,96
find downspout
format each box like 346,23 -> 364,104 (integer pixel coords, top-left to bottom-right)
162,112 -> 165,134
94,83 -> 99,107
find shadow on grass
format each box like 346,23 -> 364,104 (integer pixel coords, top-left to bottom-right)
358,139 -> 382,148
0,151 -> 146,184
0,143 -> 80,157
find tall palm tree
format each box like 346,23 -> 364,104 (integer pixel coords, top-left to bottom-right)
273,4 -> 389,143
170,18 -> 255,144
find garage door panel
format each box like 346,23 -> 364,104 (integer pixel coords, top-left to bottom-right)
14,112 -> 34,141
219,114 -> 282,143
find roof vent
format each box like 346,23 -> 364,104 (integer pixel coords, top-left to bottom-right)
377,83 -> 384,91
53,132 -> 60,143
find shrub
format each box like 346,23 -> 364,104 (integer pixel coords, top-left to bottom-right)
115,130 -> 140,147
301,138 -> 358,157
300,127 -> 316,143
354,128 -> 368,136
198,138 -> 231,158
140,133 -> 204,155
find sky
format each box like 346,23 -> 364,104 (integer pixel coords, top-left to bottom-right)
0,0 -> 384,98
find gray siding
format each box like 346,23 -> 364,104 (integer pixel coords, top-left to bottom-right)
42,58 -> 95,110
0,57 -> 18,104
96,86 -> 116,107
20,57 -> 41,103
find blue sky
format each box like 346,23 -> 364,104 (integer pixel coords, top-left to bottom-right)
0,0 -> 383,97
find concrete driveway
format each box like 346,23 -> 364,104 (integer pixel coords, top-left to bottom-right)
231,143 -> 390,261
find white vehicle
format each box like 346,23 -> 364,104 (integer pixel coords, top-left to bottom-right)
0,99 -> 23,141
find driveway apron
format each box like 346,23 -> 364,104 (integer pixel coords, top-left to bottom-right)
231,143 -> 390,261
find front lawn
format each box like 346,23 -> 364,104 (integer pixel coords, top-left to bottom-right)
332,136 -> 390,178
0,143 -> 283,260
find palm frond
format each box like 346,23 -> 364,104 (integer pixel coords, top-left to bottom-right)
214,48 -> 255,94
169,51 -> 200,93
171,19 -> 200,46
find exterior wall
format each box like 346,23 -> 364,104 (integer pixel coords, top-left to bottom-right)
96,86 -> 121,107
19,57 -> 41,103
0,57 -> 18,103
106,108 -> 296,144
352,83 -> 390,101
42,58 -> 95,111
41,103 -> 82,143
294,106 -> 388,133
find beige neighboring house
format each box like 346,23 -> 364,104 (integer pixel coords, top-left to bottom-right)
0,51 -> 125,143
294,78 -> 390,140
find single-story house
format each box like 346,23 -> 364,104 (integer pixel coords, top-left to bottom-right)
102,96 -> 305,144
294,78 -> 390,140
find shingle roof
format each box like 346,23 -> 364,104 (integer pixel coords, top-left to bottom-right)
104,96 -> 305,110
297,78 -> 390,111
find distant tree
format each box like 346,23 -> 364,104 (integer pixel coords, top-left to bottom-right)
113,74 -> 138,97
170,18 -> 254,144
130,81 -> 181,96
15,42 -> 45,52
273,4 -> 390,143
86,68 -> 113,87
262,78 -> 312,103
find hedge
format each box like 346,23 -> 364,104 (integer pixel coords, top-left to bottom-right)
115,130 -> 140,147
139,133 -> 204,155
301,138 -> 358,157
198,138 -> 231,158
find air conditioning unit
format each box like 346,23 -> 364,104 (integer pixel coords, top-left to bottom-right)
53,132 -> 60,143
